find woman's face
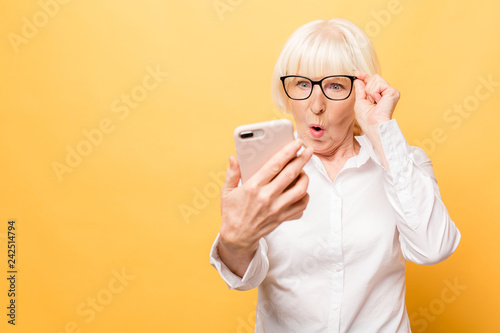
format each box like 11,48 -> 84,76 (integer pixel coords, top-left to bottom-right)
288,74 -> 356,156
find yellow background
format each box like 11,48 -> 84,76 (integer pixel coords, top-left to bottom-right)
1,0 -> 499,332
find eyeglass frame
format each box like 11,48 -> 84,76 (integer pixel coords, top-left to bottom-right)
280,75 -> 357,101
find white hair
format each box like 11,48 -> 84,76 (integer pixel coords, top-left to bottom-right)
271,18 -> 381,135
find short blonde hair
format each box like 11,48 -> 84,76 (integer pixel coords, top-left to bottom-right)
271,18 -> 381,136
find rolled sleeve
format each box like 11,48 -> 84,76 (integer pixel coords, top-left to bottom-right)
365,119 -> 461,264
210,234 -> 269,290
378,119 -> 434,229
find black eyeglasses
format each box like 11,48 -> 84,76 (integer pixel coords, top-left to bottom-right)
280,75 -> 357,101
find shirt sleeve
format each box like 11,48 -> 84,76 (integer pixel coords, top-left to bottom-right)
209,233 -> 269,290
368,119 -> 461,265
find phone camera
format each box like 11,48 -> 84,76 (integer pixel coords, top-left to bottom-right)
240,131 -> 254,139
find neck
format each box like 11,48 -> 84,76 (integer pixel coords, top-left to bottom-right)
313,130 -> 361,184
315,130 -> 361,165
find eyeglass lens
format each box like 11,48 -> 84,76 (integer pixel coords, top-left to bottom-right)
283,76 -> 353,100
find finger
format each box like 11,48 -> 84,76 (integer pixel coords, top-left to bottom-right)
267,147 -> 313,194
353,71 -> 368,81
365,77 -> 385,103
259,192 -> 310,235
275,171 -> 309,206
367,74 -> 396,103
250,139 -> 304,186
279,192 -> 310,222
353,78 -> 367,101
221,156 -> 241,197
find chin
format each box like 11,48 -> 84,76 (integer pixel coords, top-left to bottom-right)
304,138 -> 324,151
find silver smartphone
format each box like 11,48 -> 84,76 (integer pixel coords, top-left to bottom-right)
234,119 -> 295,183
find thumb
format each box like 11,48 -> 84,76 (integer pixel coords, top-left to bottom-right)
222,156 -> 241,195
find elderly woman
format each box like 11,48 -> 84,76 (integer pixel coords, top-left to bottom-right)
210,18 -> 460,332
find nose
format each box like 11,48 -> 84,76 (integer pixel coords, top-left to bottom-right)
309,84 -> 326,115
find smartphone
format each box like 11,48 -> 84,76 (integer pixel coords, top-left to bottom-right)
234,119 -> 295,183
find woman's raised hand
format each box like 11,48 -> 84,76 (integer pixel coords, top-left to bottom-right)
353,72 -> 400,133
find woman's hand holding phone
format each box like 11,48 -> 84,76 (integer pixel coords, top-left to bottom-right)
218,139 -> 313,278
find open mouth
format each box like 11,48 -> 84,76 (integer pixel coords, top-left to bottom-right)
309,124 -> 324,138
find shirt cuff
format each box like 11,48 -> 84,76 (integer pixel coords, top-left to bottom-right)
209,234 -> 269,290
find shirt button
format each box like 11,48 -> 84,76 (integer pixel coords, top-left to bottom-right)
333,228 -> 339,234
335,265 -> 342,272
333,304 -> 339,310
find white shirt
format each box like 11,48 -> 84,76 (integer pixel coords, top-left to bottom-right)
210,119 -> 461,332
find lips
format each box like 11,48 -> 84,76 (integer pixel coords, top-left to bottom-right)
309,124 -> 324,138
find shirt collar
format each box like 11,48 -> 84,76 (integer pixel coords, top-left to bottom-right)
354,134 -> 383,167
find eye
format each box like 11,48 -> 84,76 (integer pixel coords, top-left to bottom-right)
328,83 -> 344,90
297,80 -> 311,89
